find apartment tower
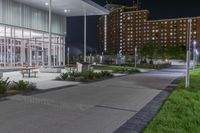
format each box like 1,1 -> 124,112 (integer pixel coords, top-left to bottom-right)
97,3 -> 200,55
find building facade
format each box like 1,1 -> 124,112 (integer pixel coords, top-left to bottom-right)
97,4 -> 200,55
0,0 -> 66,67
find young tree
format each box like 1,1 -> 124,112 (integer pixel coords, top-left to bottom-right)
105,0 -> 113,4
104,0 -> 122,4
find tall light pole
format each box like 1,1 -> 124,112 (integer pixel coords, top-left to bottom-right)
84,9 -> 87,63
193,40 -> 197,71
64,10 -> 70,68
134,46 -> 137,69
185,19 -> 192,88
67,47 -> 70,68
196,49 -> 199,64
48,0 -> 52,68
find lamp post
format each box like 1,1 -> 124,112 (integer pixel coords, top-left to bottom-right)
64,10 -> 70,68
185,19 -> 192,88
83,8 -> 87,63
134,46 -> 137,69
193,40 -> 197,71
48,0 -> 52,68
196,49 -> 199,64
67,47 -> 70,68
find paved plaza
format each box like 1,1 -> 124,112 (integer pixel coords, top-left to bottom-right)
0,66 -> 185,133
2,70 -> 81,90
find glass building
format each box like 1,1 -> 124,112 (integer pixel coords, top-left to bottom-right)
0,24 -> 66,67
0,0 -> 65,67
0,0 -> 109,67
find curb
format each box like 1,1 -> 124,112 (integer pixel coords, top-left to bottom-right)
114,76 -> 183,133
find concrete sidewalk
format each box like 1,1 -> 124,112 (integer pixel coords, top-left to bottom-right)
0,66 -> 185,133
2,70 -> 127,90
2,71 -> 81,90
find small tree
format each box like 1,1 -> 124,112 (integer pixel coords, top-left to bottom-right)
140,42 -> 186,61
104,0 -> 122,4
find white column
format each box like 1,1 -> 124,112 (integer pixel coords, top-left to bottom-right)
13,28 -> 16,67
58,40 -> 61,66
56,44 -> 58,66
48,0 -> 52,67
84,10 -> 87,62
21,30 -> 24,66
6,37 -> 9,66
54,44 -> 56,66
60,39 -> 63,66
42,33 -> 44,66
4,26 -> 6,67
63,42 -> 65,66
29,31 -> 32,66
6,29 -> 9,66
55,41 -> 57,66
0,37 -> 2,65
10,28 -> 13,67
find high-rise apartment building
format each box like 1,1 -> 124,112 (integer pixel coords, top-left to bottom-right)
97,4 -> 200,55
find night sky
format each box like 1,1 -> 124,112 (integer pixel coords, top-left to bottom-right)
67,0 -> 200,55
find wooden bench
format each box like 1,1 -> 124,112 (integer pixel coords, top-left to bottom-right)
0,71 -> 3,78
21,69 -> 38,78
31,71 -> 38,78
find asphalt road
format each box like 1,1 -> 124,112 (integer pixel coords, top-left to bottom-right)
0,66 -> 185,133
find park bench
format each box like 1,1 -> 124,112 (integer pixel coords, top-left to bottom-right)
21,68 -> 38,78
0,71 -> 3,78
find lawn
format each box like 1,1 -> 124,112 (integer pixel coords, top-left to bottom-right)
93,63 -> 171,71
196,64 -> 200,70
93,65 -> 140,74
93,65 -> 133,71
144,66 -> 200,133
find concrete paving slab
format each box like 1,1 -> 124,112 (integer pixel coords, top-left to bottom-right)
0,66 -> 186,133
2,70 -> 81,90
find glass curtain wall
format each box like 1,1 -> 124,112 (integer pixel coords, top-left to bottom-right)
0,24 -> 65,67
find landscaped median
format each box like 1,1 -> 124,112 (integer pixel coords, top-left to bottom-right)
93,65 -> 141,74
0,78 -> 35,97
56,65 -> 141,82
144,67 -> 200,133
56,71 -> 113,82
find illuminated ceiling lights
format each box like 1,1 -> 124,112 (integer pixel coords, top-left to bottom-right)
64,9 -> 71,13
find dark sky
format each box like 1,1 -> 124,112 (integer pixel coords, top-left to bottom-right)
67,0 -> 200,53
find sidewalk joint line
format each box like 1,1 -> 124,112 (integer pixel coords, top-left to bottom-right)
96,105 -> 138,112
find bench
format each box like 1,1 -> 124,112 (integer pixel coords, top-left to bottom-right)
39,67 -> 62,73
32,71 -> 38,78
21,70 -> 38,78
0,71 -> 3,78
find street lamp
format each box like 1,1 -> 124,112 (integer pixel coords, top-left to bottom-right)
67,47 -> 70,68
185,19 -> 192,88
134,46 -> 137,69
193,40 -> 197,71
196,49 -> 199,64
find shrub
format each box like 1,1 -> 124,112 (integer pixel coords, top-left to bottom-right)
59,73 -> 69,80
100,71 -> 113,77
127,69 -> 140,74
138,63 -> 171,69
57,71 -> 113,81
11,80 -> 35,91
149,60 -> 154,64
81,71 -> 95,80
0,78 -> 10,94
113,67 -> 140,74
